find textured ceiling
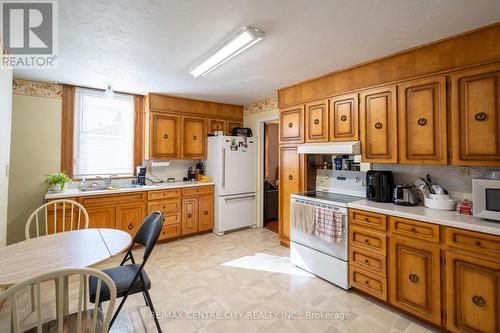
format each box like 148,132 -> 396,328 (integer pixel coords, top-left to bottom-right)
13,0 -> 500,105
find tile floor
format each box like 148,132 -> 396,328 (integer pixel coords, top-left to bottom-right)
0,228 -> 439,332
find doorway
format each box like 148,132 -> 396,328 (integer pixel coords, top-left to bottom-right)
263,121 -> 279,233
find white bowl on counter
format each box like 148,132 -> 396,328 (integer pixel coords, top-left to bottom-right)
424,196 -> 457,211
428,193 -> 450,200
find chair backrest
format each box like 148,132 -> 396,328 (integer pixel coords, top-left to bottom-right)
25,199 -> 89,240
133,211 -> 164,260
0,267 -> 117,333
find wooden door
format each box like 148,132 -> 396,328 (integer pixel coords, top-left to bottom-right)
226,121 -> 242,135
149,113 -> 180,159
208,119 -> 227,135
279,146 -> 303,244
116,203 -> 146,238
330,93 -> 359,141
451,63 -> 500,166
398,76 -> 447,165
305,99 -> 328,142
85,205 -> 115,229
182,197 -> 198,235
389,237 -> 441,325
446,251 -> 500,333
198,195 -> 213,232
182,116 -> 206,159
360,86 -> 398,163
280,105 -> 304,143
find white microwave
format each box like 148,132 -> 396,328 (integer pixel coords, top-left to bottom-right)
472,179 -> 500,221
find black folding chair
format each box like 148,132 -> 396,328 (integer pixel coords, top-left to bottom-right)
89,211 -> 164,332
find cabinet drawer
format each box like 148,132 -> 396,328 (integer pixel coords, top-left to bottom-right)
350,226 -> 387,255
79,192 -> 146,207
148,189 -> 181,200
446,227 -> 500,259
349,209 -> 387,231
181,186 -> 213,197
389,216 -> 439,243
163,211 -> 181,225
350,265 -> 388,302
349,246 -> 387,277
147,199 -> 181,214
158,223 -> 181,240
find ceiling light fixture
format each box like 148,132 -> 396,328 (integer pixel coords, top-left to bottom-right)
190,26 -> 265,78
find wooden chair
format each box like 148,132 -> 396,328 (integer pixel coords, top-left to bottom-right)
0,267 -> 117,333
25,199 -> 89,240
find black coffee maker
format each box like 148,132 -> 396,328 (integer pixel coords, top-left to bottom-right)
366,170 -> 394,203
136,166 -> 146,186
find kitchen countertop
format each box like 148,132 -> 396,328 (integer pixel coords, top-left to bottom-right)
348,199 -> 500,236
45,181 -> 215,200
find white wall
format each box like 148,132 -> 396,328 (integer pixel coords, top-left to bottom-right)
0,68 -> 13,247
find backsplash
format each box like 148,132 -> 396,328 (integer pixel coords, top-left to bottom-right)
145,160 -> 199,182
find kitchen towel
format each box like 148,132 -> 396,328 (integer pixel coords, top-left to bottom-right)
314,208 -> 344,243
291,202 -> 315,234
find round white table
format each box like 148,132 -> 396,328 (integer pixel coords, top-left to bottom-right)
0,228 -> 131,288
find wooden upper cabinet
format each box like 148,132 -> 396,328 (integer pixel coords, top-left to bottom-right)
280,105 -> 304,143
207,119 -> 226,135
330,93 -> 359,141
446,251 -> 500,333
389,236 -> 441,325
451,63 -> 500,166
398,76 -> 447,165
182,116 -> 206,159
149,113 -> 180,159
305,99 -> 328,142
360,86 -> 398,163
227,121 -> 242,135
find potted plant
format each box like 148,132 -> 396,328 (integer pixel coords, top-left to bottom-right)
45,172 -> 72,192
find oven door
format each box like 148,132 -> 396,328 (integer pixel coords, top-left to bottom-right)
473,179 -> 500,221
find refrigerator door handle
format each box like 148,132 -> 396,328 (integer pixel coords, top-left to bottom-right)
224,194 -> 256,202
221,148 -> 226,186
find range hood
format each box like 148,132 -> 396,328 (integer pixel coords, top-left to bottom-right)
297,141 -> 361,155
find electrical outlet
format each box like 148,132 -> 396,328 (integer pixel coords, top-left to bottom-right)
459,167 -> 470,176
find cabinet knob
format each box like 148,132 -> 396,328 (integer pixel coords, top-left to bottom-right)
374,122 -> 382,129
409,273 -> 419,283
475,112 -> 487,121
163,134 -> 169,139
340,115 -> 347,122
475,240 -> 481,247
472,295 -> 485,307
187,213 -> 192,218
163,206 -> 166,209
128,223 -> 134,230
417,118 -> 427,126
364,239 -> 369,243
365,280 -> 369,284
204,211 -> 208,215
193,136 -> 197,140
288,122 -> 293,128
411,227 -> 417,232
313,119 -> 319,125
364,217 -> 369,222
288,175 -> 293,180
364,259 -> 369,264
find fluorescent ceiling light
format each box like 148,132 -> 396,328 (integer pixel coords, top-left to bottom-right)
190,26 -> 265,78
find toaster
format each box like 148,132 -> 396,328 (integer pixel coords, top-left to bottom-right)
393,184 -> 418,206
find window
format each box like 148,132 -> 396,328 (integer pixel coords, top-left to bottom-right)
73,88 -> 135,178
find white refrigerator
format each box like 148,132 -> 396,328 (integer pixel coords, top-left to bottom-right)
205,136 -> 257,235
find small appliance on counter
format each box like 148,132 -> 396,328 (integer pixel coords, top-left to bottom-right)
186,167 -> 196,181
136,166 -> 146,186
472,178 -> 500,221
366,170 -> 393,203
393,184 -> 418,206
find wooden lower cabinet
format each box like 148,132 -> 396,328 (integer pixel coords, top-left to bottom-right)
198,195 -> 213,232
116,202 -> 146,238
446,251 -> 500,333
85,205 -> 116,229
181,197 -> 198,235
389,236 -> 441,325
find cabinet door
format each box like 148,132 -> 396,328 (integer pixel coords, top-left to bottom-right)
226,121 -> 242,135
451,64 -> 500,166
360,86 -> 398,163
446,251 -> 500,333
330,93 -> 359,141
181,198 -> 198,235
182,116 -> 206,159
279,146 -> 303,244
85,205 -> 115,229
398,76 -> 447,165
198,195 -> 213,232
116,203 -> 146,238
208,119 -> 227,135
280,105 -> 304,143
305,99 -> 328,142
389,237 -> 441,325
150,113 -> 180,159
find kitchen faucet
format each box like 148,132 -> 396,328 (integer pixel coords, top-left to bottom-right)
96,175 -> 113,188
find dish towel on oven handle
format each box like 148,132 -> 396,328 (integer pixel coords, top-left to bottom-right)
314,208 -> 344,243
291,201 -> 315,234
